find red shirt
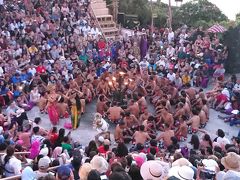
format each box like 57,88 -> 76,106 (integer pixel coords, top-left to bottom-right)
49,133 -> 58,144
98,41 -> 106,50
36,65 -> 46,74
98,145 -> 107,154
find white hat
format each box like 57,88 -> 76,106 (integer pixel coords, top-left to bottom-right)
202,159 -> 218,172
231,110 -> 239,115
39,146 -> 49,156
140,160 -> 169,180
172,158 -> 192,167
98,136 -> 104,143
168,165 -> 194,180
90,155 -> 109,174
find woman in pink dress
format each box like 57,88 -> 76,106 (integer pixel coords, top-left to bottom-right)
47,85 -> 60,125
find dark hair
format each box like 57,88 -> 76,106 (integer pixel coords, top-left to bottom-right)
128,165 -> 143,180
59,128 -> 65,138
139,125 -> 145,131
85,140 -> 98,157
116,142 -> 128,158
217,129 -> 225,138
33,126 -> 40,134
63,136 -> 69,143
4,146 -> 15,165
52,127 -> 57,133
109,171 -> 132,180
190,134 -> 200,150
87,169 -> 101,180
99,95 -> 104,102
150,139 -> 157,147
149,147 -> 157,155
203,134 -> 212,147
34,117 -> 41,124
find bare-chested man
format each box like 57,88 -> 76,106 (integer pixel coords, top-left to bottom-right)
157,106 -> 174,129
175,115 -> 188,141
123,112 -> 139,129
174,102 -> 185,120
202,99 -> 209,120
96,95 -> 108,115
114,121 -> 126,143
127,99 -> 140,118
185,84 -> 197,100
139,109 -> 152,123
157,124 -> 175,147
187,109 -> 200,133
133,125 -> 151,145
107,102 -> 124,123
198,107 -> 208,128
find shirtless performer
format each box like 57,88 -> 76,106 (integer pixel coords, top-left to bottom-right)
187,109 -> 200,134
198,107 -> 208,128
127,99 -> 140,118
202,99 -> 209,120
107,101 -> 124,123
185,84 -> 197,100
114,121 -> 131,143
174,102 -> 185,121
156,123 -> 175,148
175,115 -> 188,141
133,125 -> 151,145
96,95 -> 108,115
156,105 -> 174,129
139,108 -> 152,124
123,112 -> 139,131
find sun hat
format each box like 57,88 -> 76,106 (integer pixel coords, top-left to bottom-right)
90,155 -> 109,174
168,165 -> 194,180
79,163 -> 93,180
221,152 -> 240,171
38,156 -> 51,169
202,159 -> 218,172
140,160 -> 169,180
98,136 -> 104,143
57,165 -> 72,180
172,158 -> 192,167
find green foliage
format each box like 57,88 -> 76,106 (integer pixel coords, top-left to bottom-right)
118,0 -> 151,28
223,25 -> 240,73
172,0 -> 228,28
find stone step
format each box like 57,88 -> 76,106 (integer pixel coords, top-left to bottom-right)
96,15 -> 113,22
94,8 -> 109,16
99,21 -> 116,28
91,2 -> 107,9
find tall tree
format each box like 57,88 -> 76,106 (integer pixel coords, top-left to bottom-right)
172,0 -> 228,28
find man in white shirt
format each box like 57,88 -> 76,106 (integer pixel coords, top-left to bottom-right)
156,56 -> 166,68
167,69 -> 176,82
166,45 -> 175,58
168,28 -> 174,43
139,58 -> 149,72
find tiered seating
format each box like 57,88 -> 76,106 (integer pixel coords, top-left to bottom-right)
91,0 -> 119,40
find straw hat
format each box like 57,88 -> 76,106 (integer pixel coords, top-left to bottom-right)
90,155 -> 109,174
172,158 -> 192,167
79,163 -> 93,180
221,152 -> 240,171
168,165 -> 194,180
140,160 -> 169,180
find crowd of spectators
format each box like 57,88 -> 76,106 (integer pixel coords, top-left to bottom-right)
0,0 -> 239,180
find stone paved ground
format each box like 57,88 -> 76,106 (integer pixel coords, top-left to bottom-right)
28,97 -> 239,146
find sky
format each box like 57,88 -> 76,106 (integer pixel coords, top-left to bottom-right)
159,0 -> 240,20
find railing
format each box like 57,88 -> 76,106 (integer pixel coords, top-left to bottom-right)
89,0 -> 107,41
